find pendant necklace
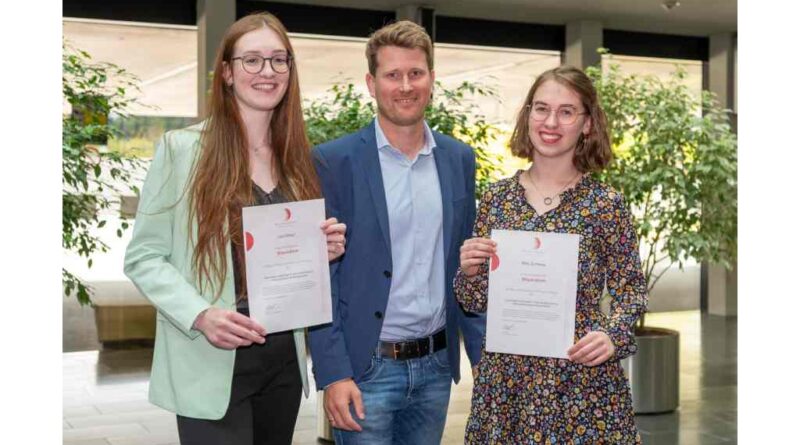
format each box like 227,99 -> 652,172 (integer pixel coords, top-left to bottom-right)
527,169 -> 582,206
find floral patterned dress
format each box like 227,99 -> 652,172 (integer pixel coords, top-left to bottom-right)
455,171 -> 647,444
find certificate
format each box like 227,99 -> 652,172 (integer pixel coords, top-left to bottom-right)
242,199 -> 332,333
486,230 -> 579,358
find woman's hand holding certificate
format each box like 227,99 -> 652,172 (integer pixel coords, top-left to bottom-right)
322,217 -> 347,262
459,237 -> 497,277
192,307 -> 267,349
567,331 -> 615,366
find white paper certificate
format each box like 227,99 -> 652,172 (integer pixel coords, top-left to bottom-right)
486,230 -> 580,358
242,199 -> 332,333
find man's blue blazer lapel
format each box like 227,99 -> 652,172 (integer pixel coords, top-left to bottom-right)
433,142 -> 454,257
355,122 -> 392,255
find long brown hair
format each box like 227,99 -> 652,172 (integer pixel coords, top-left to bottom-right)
189,12 -> 320,297
510,65 -> 612,173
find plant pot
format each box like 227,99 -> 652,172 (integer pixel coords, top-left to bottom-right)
621,327 -> 680,414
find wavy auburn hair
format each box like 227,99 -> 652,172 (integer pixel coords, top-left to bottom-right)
189,12 -> 320,298
510,65 -> 612,173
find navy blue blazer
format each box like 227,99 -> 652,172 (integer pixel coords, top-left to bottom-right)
308,121 -> 486,389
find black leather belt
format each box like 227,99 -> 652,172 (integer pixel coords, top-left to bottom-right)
379,329 -> 447,360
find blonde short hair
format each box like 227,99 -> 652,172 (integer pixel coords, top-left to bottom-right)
365,20 -> 433,75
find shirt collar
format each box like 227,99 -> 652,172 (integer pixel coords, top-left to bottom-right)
374,117 -> 436,156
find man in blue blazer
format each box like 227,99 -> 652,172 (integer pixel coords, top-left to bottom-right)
308,21 -> 485,445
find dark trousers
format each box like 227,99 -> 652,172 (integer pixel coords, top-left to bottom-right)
176,328 -> 302,445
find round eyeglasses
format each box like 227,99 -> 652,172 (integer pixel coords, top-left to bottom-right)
231,54 -> 292,74
528,104 -> 587,126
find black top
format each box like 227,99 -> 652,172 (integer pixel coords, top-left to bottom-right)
233,184 -> 288,308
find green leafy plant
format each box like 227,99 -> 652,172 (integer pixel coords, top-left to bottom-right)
304,81 -> 504,197
587,56 -> 737,330
63,42 -> 143,305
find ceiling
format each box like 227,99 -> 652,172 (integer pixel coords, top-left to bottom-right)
255,0 -> 736,36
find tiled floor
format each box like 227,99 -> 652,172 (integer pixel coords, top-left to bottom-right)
633,312 -> 737,444
63,311 -> 736,444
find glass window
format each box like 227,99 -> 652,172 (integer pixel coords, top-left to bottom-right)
435,43 -> 562,175
602,53 -> 703,100
291,33 -> 369,99
63,18 -> 197,117
63,18 -> 197,157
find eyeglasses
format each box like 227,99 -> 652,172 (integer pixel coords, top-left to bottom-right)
231,54 -> 292,74
528,104 -> 587,125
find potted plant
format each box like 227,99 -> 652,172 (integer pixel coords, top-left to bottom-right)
63,42 -> 152,344
586,56 -> 737,413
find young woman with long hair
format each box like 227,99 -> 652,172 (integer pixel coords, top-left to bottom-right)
124,12 -> 346,445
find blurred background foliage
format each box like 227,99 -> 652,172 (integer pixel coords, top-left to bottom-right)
304,81 -> 506,198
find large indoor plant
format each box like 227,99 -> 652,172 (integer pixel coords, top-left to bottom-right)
587,56 -> 737,412
63,42 -> 142,306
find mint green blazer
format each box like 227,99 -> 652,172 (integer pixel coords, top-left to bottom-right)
124,123 -> 309,420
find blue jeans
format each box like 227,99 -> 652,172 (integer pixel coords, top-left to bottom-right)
333,346 -> 453,445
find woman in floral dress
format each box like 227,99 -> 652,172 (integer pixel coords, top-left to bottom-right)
455,66 -> 647,444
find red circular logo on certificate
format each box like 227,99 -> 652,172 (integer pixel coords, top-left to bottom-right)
490,253 -> 500,271
533,237 -> 542,249
245,231 -> 254,251
284,208 -> 292,221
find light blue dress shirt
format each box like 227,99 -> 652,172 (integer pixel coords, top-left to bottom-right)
375,118 -> 446,342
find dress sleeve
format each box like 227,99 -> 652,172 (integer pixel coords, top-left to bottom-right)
453,187 -> 494,313
599,192 -> 648,361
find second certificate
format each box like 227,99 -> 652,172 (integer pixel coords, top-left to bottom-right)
486,229 -> 579,359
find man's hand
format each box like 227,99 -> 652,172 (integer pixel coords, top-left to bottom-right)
567,331 -> 615,366
193,307 -> 267,349
324,378 -> 365,432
